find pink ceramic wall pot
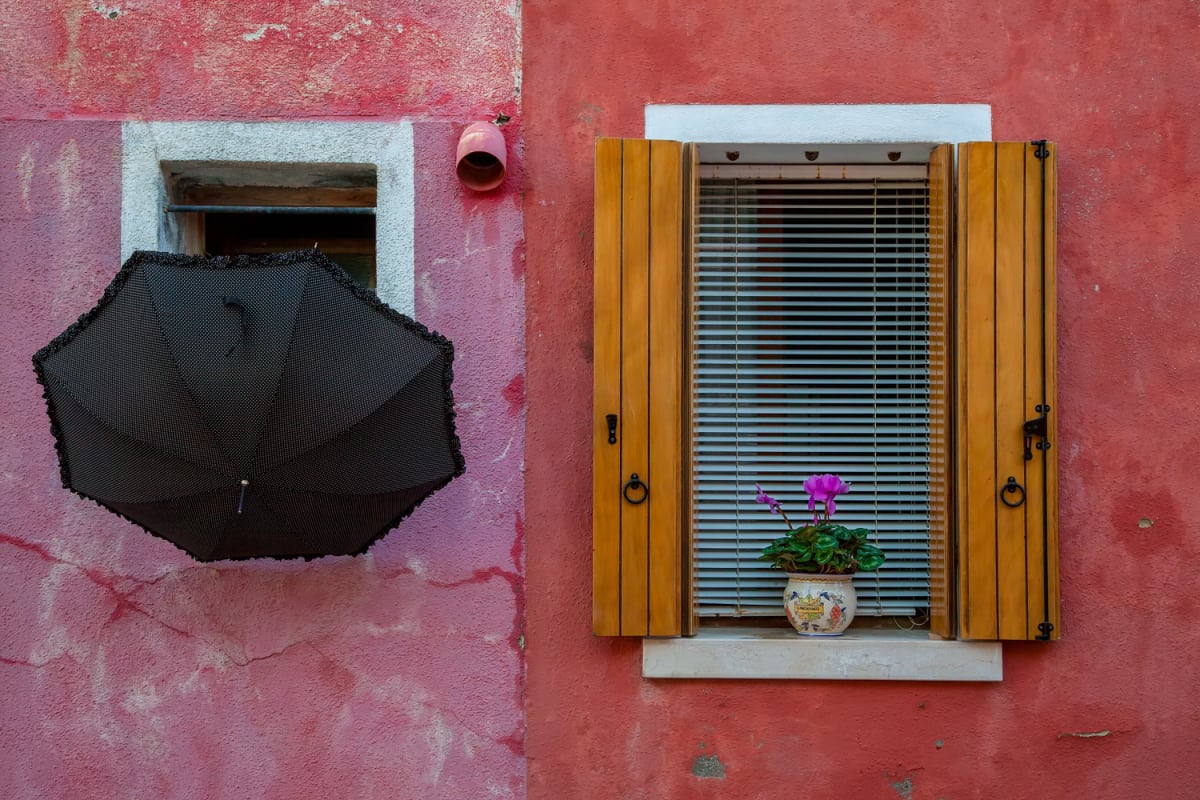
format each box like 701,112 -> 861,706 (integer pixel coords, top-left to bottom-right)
456,121 -> 508,191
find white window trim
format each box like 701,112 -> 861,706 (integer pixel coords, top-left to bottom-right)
646,103 -> 991,144
120,121 -> 415,316
643,103 -> 1000,681
645,628 -> 1002,681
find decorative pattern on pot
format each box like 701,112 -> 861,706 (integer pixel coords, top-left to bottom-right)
783,573 -> 857,636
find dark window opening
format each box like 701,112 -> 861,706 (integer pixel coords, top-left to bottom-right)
161,161 -> 378,288
204,212 -> 376,290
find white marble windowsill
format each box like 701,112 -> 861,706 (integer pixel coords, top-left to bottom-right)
643,627 -> 1002,682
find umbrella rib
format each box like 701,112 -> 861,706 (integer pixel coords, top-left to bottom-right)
142,278 -> 245,474
204,489 -> 257,561
244,264 -> 316,475
203,477 -> 454,560
254,478 -> 449,499
40,365 -> 235,481
102,483 -> 242,506
205,486 -> 323,560
75,487 -> 238,563
255,357 -> 441,477
142,484 -> 242,561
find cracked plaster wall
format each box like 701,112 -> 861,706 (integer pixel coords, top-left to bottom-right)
0,1 -> 524,797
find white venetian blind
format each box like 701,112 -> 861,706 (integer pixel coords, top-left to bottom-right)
692,165 -> 932,617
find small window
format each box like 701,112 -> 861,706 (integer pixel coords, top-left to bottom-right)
162,161 -> 378,288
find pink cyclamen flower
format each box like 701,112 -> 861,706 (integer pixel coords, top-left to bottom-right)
755,483 -> 781,515
803,473 -> 850,520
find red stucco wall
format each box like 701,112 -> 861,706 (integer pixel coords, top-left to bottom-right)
0,3 -> 524,799
523,2 -> 1200,798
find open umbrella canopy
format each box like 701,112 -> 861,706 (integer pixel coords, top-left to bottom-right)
32,250 -> 465,561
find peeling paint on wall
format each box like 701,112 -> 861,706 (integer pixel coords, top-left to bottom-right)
16,145 -> 36,211
242,23 -> 289,42
1058,730 -> 1113,740
691,754 -> 725,779
91,3 -> 120,20
889,774 -> 915,800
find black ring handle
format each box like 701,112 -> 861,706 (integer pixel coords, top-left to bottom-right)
1001,476 -> 1026,508
623,473 -> 648,505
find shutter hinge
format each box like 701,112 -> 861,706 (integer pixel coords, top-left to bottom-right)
1032,140 -> 1050,160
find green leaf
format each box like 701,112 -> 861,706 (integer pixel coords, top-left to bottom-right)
760,517 -> 884,574
856,544 -> 886,572
813,533 -> 838,550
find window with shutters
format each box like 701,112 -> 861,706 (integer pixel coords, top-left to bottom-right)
592,106 -> 1060,680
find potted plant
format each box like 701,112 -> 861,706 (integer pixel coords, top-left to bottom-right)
755,475 -> 886,636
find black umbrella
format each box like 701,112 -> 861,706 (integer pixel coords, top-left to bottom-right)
32,250 -> 465,561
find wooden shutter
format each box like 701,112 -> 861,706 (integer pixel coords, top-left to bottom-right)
956,141 -> 1060,641
593,138 -> 689,636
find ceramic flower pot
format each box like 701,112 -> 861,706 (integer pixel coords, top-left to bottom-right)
783,573 -> 856,635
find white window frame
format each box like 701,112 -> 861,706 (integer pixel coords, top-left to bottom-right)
642,103 -> 1002,681
120,121 -> 415,316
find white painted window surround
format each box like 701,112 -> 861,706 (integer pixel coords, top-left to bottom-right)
643,628 -> 1003,682
642,103 -> 1001,681
120,121 -> 415,316
645,103 -> 991,145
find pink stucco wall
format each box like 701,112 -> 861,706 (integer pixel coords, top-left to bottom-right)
0,3 -> 524,799
523,1 -> 1200,798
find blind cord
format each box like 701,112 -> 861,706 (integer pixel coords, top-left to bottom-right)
871,178 -> 882,613
732,180 -> 743,614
